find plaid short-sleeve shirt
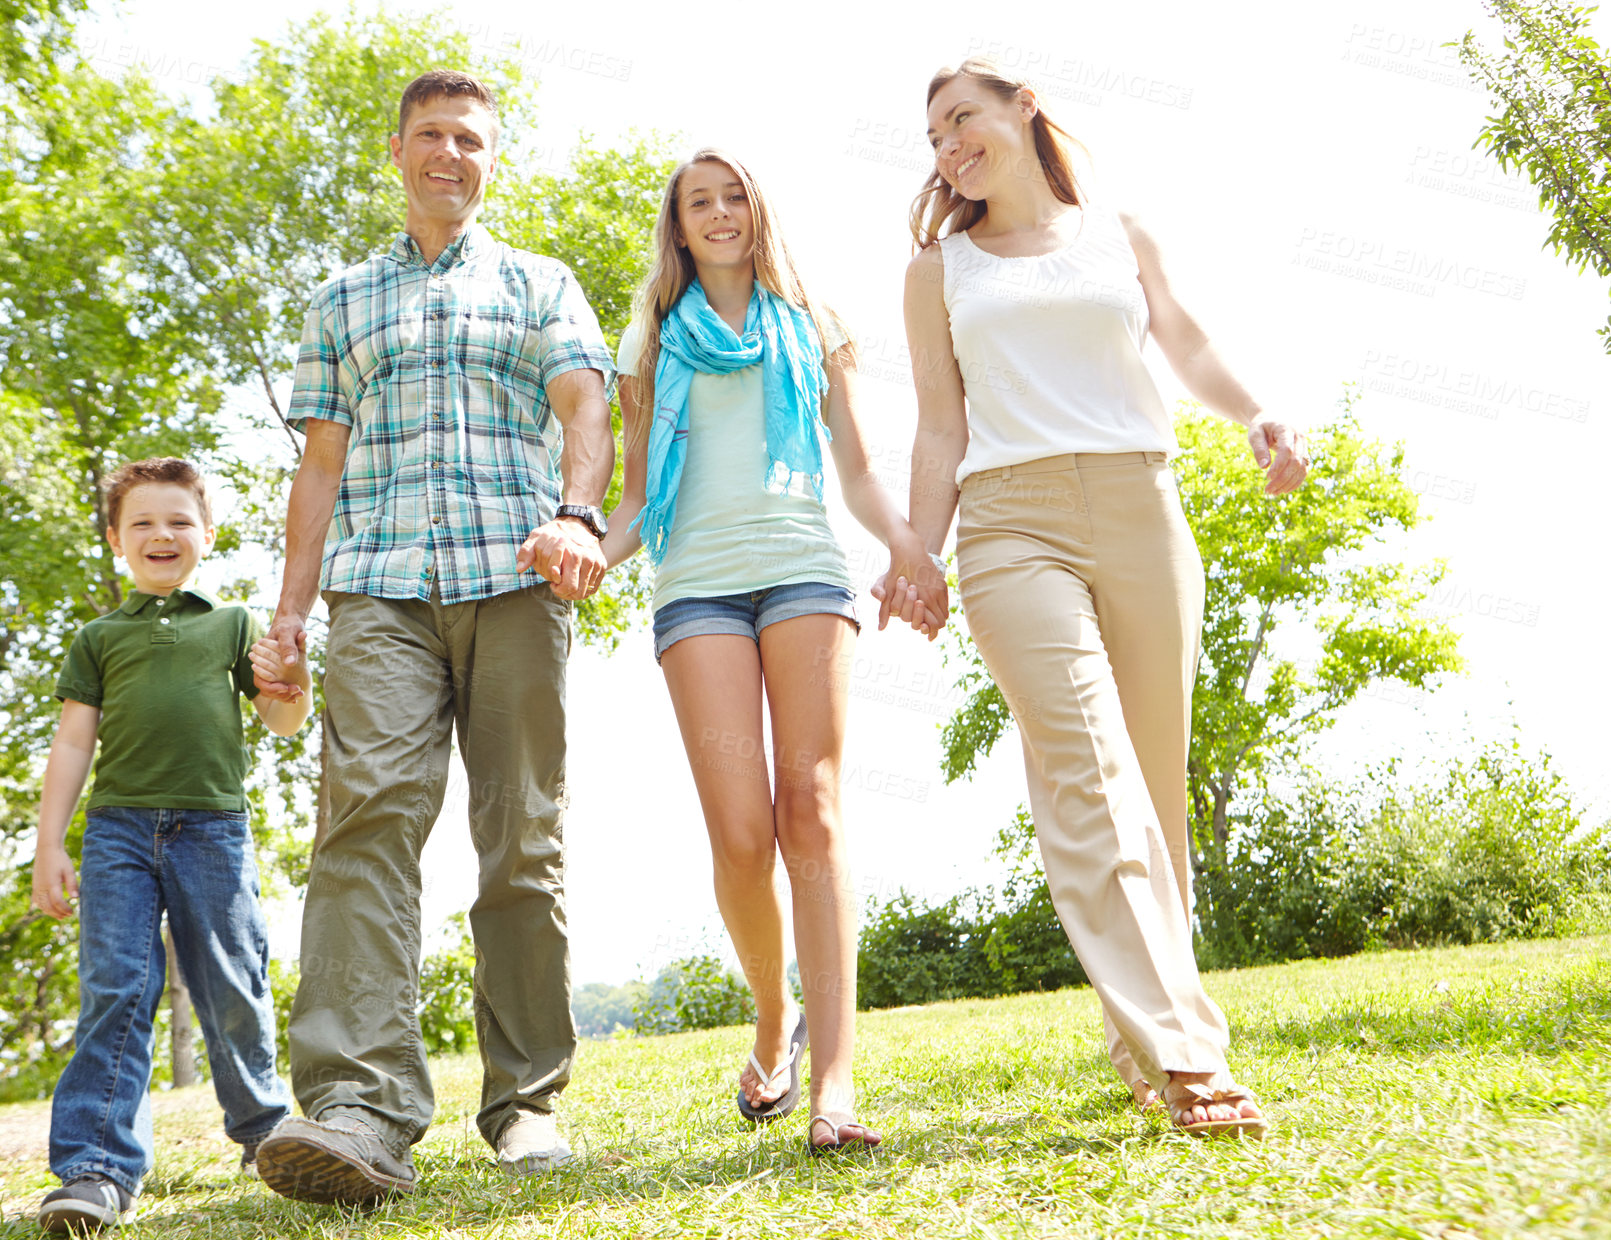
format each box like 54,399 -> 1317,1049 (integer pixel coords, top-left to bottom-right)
288,224 -> 615,604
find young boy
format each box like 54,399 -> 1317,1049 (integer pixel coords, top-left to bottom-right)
31,458 -> 312,1233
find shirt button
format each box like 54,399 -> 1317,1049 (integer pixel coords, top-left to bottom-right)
160,618 -> 171,625
432,359 -> 444,368
432,516 -> 442,524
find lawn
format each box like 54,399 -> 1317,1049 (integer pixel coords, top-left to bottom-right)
2,935 -> 1607,1238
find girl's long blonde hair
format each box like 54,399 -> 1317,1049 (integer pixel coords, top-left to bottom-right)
909,57 -> 1089,250
626,148 -> 849,453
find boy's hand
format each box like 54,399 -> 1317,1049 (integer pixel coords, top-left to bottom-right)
32,845 -> 78,920
255,617 -> 309,702
251,634 -> 311,702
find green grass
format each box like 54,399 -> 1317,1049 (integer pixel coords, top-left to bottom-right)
3,935 -> 1608,1237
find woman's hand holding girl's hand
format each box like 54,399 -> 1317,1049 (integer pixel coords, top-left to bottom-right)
872,536 -> 950,640
1246,414 -> 1310,496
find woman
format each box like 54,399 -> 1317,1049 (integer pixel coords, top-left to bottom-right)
602,148 -> 934,1152
877,58 -> 1307,1136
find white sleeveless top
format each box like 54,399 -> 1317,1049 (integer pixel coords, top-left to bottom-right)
940,202 -> 1177,484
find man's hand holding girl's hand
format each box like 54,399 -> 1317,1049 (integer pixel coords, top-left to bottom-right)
517,517 -> 607,601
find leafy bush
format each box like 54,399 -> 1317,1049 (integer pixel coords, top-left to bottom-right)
417,913 -> 476,1055
1196,740 -> 1611,967
858,809 -> 1084,1010
632,955 -> 755,1034
573,981 -> 644,1038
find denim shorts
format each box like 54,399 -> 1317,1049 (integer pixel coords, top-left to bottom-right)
652,581 -> 859,662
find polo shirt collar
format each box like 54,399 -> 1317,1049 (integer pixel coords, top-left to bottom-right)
117,586 -> 220,616
388,223 -> 488,273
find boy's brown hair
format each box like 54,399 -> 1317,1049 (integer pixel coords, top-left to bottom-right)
397,69 -> 500,145
103,458 -> 212,530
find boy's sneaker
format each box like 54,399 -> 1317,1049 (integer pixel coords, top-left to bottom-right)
37,1175 -> 134,1233
239,1140 -> 260,1179
255,1113 -> 415,1205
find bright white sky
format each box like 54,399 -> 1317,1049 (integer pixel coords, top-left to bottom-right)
75,0 -> 1611,986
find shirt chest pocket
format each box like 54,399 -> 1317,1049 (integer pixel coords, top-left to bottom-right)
457,305 -> 540,399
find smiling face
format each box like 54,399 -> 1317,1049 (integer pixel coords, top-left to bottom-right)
673,161 -> 755,274
926,74 -> 1036,201
390,94 -> 499,229
106,482 -> 216,597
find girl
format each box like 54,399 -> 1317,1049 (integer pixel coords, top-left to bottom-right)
602,148 -> 935,1153
878,58 -> 1308,1136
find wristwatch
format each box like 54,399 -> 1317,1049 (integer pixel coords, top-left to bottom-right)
555,504 -> 608,538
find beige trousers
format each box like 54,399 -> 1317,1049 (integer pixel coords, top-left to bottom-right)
955,451 -> 1228,1090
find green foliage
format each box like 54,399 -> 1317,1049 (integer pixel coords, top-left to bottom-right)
0,841 -> 78,1102
1196,739 -> 1611,968
858,810 -> 1084,1011
1455,0 -> 1611,351
417,913 -> 476,1056
0,0 -> 85,86
632,954 -> 756,1034
0,8 -> 675,1094
267,956 -> 298,1075
1173,395 -> 1462,892
573,980 -> 645,1038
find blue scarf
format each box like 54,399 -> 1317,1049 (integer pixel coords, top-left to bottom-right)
631,279 -> 829,565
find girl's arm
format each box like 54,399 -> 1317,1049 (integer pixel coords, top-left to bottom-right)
1122,212 -> 1308,495
872,245 -> 968,635
32,699 -> 100,919
822,345 -> 936,610
600,375 -> 647,569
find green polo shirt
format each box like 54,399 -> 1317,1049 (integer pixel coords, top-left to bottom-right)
54,588 -> 263,812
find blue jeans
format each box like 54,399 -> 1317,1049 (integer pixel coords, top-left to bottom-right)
49,807 -> 291,1195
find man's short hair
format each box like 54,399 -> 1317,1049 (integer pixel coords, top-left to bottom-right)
397,70 -> 500,144
103,458 -> 212,530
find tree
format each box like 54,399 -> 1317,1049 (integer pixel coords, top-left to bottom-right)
0,0 -> 86,86
0,9 -> 676,1095
1455,0 -> 1611,351
937,393 -> 1464,900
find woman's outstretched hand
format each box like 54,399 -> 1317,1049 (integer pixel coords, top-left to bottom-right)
1246,414 -> 1310,495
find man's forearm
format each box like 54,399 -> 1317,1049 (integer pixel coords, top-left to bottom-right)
276,430 -> 346,621
558,391 -> 615,507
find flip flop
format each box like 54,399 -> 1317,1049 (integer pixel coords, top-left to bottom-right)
807,1113 -> 882,1155
736,1009 -> 808,1123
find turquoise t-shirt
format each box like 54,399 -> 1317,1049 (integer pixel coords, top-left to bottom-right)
618,312 -> 853,612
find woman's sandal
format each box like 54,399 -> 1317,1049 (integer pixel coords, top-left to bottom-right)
807,1113 -> 882,1155
736,1010 -> 808,1123
1161,1078 -> 1269,1139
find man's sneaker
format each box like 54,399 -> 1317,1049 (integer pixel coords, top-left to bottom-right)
37,1175 -> 134,1233
254,1113 -> 415,1205
495,1108 -> 572,1177
239,1140 -> 260,1179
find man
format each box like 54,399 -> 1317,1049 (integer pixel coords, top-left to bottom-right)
252,69 -> 615,1204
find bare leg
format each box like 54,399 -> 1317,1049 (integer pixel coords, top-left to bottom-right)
660,635 -> 796,1108
757,614 -> 868,1134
